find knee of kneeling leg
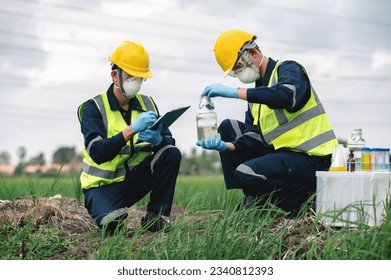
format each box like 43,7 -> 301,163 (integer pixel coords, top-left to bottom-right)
166,146 -> 182,163
99,211 -> 128,235
218,119 -> 232,133
234,164 -> 268,186
234,166 -> 249,186
99,208 -> 128,227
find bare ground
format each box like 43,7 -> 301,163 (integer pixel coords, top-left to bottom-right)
0,196 -> 191,259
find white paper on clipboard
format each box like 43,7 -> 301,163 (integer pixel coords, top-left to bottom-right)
149,105 -> 191,130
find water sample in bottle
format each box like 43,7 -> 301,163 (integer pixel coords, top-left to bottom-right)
347,128 -> 366,171
196,96 -> 218,144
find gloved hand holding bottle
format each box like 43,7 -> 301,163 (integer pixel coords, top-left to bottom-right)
138,124 -> 163,146
131,111 -> 157,133
201,84 -> 238,99
198,133 -> 228,152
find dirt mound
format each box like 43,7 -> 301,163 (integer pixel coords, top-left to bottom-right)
0,196 -> 188,259
0,196 -> 95,232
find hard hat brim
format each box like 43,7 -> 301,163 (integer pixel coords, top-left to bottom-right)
222,69 -> 231,78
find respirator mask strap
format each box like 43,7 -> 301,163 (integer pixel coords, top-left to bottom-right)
117,69 -> 128,96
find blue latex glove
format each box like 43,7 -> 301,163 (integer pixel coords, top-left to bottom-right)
137,124 -> 163,146
201,84 -> 238,99
198,133 -> 228,152
131,111 -> 157,133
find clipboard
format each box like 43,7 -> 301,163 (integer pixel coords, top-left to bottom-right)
149,105 -> 191,131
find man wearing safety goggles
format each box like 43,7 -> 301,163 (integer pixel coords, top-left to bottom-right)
199,29 -> 338,217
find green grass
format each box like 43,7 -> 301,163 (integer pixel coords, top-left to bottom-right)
0,174 -> 242,210
1,174 -> 391,260
0,174 -> 81,201
0,222 -> 75,260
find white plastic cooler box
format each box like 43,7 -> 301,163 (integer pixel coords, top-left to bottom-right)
316,171 -> 391,227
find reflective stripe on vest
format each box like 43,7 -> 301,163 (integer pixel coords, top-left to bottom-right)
250,61 -> 337,156
79,92 -> 157,189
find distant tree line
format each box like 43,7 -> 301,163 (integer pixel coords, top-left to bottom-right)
0,146 -> 222,176
2,138 -> 390,177
0,146 -> 82,176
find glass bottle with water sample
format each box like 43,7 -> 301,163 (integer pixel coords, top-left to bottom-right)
347,128 -> 366,171
196,96 -> 218,144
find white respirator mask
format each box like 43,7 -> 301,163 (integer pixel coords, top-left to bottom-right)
235,54 -> 264,84
114,69 -> 144,99
122,77 -> 143,99
236,67 -> 260,84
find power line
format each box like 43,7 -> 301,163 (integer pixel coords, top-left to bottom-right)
337,75 -> 391,82
1,0 -> 389,71
1,0 -> 390,89
18,0 -> 391,27
0,24 -> 381,59
0,28 -> 385,71
260,3 -> 391,27
0,108 -> 75,122
0,7 -> 210,46
2,0 -> 389,53
342,0 -> 391,6
0,104 -> 73,115
0,33 -> 212,65
14,0 -> 219,35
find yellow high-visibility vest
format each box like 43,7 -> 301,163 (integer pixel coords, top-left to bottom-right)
77,92 -> 158,189
250,61 -> 338,156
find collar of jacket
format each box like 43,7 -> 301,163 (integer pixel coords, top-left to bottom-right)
106,83 -> 145,112
256,57 -> 277,87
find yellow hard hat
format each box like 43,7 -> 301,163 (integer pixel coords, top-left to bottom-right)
108,40 -> 152,78
213,30 -> 255,77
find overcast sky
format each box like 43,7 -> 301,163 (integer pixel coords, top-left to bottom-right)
0,0 -> 390,165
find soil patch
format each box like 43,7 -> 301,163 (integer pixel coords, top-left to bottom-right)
0,196 -> 187,259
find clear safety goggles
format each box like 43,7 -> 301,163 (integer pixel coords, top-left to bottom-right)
116,69 -> 147,82
228,50 -> 254,77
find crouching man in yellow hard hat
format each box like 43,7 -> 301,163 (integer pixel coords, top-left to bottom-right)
77,41 -> 181,235
198,30 -> 338,218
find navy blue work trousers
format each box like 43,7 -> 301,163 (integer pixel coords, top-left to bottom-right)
218,119 -> 331,212
83,145 -> 181,228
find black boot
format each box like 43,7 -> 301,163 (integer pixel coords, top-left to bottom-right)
99,213 -> 128,237
141,212 -> 171,233
236,195 -> 259,211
